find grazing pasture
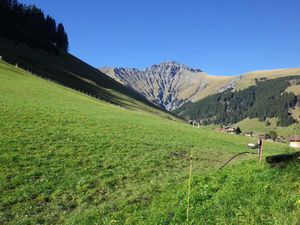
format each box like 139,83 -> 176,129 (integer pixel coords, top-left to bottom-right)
0,61 -> 299,224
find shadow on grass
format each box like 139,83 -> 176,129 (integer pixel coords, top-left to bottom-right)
0,36 -> 173,115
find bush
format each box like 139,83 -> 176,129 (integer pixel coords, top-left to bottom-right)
269,130 -> 277,141
265,120 -> 271,126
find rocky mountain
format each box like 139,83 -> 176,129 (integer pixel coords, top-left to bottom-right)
100,61 -> 236,110
100,62 -> 300,112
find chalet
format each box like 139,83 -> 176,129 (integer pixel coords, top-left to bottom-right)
193,122 -> 200,128
244,132 -> 253,137
188,120 -> 200,128
225,127 -> 236,134
217,126 -> 238,134
288,135 -> 300,148
188,120 -> 194,125
217,127 -> 225,132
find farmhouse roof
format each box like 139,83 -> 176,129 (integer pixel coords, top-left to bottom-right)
288,135 -> 300,142
226,128 -> 236,132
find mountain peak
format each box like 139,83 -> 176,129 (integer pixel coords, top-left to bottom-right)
148,61 -> 203,73
100,61 -> 219,111
158,61 -> 184,66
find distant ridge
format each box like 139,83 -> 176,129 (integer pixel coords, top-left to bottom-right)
101,62 -> 300,111
100,62 -> 235,110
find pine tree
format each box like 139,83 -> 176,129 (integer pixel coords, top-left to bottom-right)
236,127 -> 242,135
56,23 -> 69,51
0,0 -> 69,53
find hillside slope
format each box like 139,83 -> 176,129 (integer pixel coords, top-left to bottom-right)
174,75 -> 300,128
0,36 -> 173,118
1,60 -> 299,224
236,68 -> 300,90
234,118 -> 300,137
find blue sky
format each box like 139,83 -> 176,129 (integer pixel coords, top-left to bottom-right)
21,0 -> 300,75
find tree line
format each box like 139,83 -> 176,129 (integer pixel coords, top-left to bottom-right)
0,0 -> 69,54
174,76 -> 300,127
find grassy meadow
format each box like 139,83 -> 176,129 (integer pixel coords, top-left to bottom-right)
0,61 -> 300,224
235,118 -> 300,138
286,84 -> 300,96
0,36 -> 173,119
236,68 -> 300,90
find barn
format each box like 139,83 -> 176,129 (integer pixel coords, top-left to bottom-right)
288,135 -> 300,148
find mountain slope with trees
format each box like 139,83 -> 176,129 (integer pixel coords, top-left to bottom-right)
174,76 -> 300,126
0,0 -> 174,119
0,0 -> 68,54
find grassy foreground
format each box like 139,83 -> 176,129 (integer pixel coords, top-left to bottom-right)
0,61 -> 299,224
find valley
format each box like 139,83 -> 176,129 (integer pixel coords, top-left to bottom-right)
102,62 -> 300,137
1,61 -> 299,224
1,0 -> 300,224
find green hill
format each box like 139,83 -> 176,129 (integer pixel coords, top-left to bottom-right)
234,118 -> 300,137
0,36 -> 173,118
1,60 -> 299,224
174,75 -> 300,128
236,68 -> 300,91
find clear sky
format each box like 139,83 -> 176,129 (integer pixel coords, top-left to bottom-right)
21,0 -> 300,75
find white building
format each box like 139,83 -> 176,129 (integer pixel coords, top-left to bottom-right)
288,135 -> 300,148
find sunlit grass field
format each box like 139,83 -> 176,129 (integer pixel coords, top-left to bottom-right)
235,118 -> 300,137
236,68 -> 300,90
0,61 -> 299,224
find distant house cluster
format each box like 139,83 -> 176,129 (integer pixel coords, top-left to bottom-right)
188,120 -> 200,128
216,126 -> 241,135
188,121 -> 300,149
244,132 -> 254,137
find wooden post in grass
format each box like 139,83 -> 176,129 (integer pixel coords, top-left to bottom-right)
258,138 -> 263,162
186,148 -> 193,222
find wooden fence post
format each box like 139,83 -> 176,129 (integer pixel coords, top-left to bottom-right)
259,138 -> 263,161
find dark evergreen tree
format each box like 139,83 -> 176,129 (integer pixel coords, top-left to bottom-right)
236,127 -> 242,135
56,23 -> 69,51
0,0 -> 69,54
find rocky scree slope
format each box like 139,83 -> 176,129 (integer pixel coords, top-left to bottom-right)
100,62 -> 237,110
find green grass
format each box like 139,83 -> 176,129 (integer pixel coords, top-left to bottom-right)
0,61 -> 299,224
188,161 -> 300,225
0,36 -> 174,120
286,84 -> 300,96
235,118 -> 300,137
